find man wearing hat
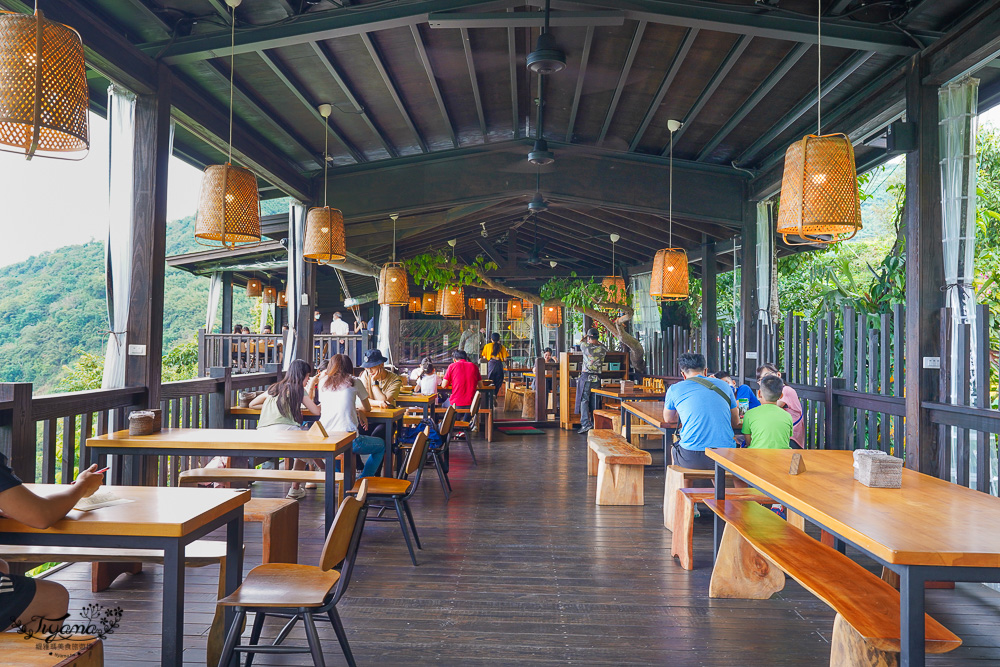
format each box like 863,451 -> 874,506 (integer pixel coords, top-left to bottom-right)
359,349 -> 403,408
577,328 -> 607,434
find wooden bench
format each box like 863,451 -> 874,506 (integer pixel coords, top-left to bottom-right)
586,429 -> 652,505
178,467 -> 345,502
243,497 -> 299,564
663,465 -> 716,530
670,488 -> 773,570
705,499 -> 962,665
0,633 -> 102,666
594,408 -> 661,447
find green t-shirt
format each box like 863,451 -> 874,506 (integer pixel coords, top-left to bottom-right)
742,403 -> 794,449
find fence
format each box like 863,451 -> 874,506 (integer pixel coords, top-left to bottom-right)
199,331 -> 369,375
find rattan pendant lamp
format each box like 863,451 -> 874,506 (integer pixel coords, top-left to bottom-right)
262,285 -> 277,304
194,0 -> 261,249
378,214 -> 409,306
775,0 -> 861,245
650,120 -> 689,301
421,292 -> 437,314
506,298 -> 524,321
468,296 -> 486,312
246,275 -> 262,298
408,296 -> 422,312
277,288 -> 288,309
439,240 -> 465,318
0,3 -> 89,160
542,303 -> 562,328
602,233 -> 626,300
304,103 -> 346,263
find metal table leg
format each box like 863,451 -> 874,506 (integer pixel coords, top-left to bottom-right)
325,455 -> 337,534
624,409 -> 631,441
161,541 -> 185,666
713,463 -> 726,559
900,566 -> 926,667
224,511 -> 244,667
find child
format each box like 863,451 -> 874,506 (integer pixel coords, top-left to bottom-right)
742,375 -> 794,449
757,363 -> 804,448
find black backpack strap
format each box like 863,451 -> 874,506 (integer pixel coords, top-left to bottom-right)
687,376 -> 734,408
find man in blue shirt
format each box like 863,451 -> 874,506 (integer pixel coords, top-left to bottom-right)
663,352 -> 741,470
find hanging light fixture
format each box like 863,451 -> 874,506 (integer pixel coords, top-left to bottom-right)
441,285 -> 465,318
408,296 -> 422,313
650,120 -> 689,301
421,292 -> 437,314
468,296 -> 486,312
277,289 -> 288,309
0,6 -> 89,160
246,276 -> 262,298
542,303 -> 562,328
602,233 -> 626,301
775,0 -> 861,245
304,103 -> 346,263
526,0 -> 565,75
506,299 -> 524,321
262,285 -> 277,304
436,288 -> 446,314
378,213 -> 409,306
194,0 -> 261,249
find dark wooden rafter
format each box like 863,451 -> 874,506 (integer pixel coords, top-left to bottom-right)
508,7 -> 520,139
628,27 -> 698,152
565,25 -> 594,142
460,27 -> 488,141
202,0 -> 232,24
410,25 -> 459,148
256,49 -> 366,163
736,50 -> 876,165
597,20 -> 647,145
664,35 -> 752,152
922,0 -> 1000,84
587,206 -> 727,248
309,41 -> 398,158
538,211 -> 651,263
359,32 -> 428,153
695,42 -> 810,161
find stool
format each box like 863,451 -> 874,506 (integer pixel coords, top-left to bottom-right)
244,497 -> 299,564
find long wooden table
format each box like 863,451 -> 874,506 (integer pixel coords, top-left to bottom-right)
87,428 -> 355,532
0,485 -> 248,666
619,399 -> 671,468
397,392 -> 435,418
707,448 -> 1000,667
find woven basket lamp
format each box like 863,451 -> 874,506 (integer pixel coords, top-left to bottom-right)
542,304 -> 562,328
421,292 -> 437,314
602,276 -> 626,301
468,296 -> 485,312
303,206 -> 346,263
195,164 -> 262,247
277,290 -> 287,308
0,9 -> 89,160
650,248 -> 689,301
408,296 -> 422,313
441,286 -> 465,318
506,299 -> 524,321
776,134 -> 862,245
378,262 -> 409,306
435,288 -> 446,314
246,277 -> 262,298
262,285 -> 277,304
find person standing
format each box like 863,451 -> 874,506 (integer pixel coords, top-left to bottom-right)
663,352 -> 741,470
480,332 -> 508,404
577,328 -> 607,434
312,312 -> 324,335
459,324 -> 482,360
330,311 -> 350,355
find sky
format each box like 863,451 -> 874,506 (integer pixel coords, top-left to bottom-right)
2,104 -> 1000,269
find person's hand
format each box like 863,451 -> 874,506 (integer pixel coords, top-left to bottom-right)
372,399 -> 388,408
74,464 -> 104,498
357,411 -> 369,429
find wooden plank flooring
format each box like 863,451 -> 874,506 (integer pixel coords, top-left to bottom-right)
41,429 -> 1000,665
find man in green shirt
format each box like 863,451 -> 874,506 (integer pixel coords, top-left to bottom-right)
741,375 -> 794,449
577,328 -> 607,434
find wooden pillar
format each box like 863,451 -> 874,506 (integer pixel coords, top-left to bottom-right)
221,271 -> 233,333
383,305 -> 401,363
738,197 -> 758,385
701,240 -> 718,369
0,383 -> 33,481
904,54 -> 944,476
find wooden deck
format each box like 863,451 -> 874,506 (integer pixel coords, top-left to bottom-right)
43,429 -> 1000,665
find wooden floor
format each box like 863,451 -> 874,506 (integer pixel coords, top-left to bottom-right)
43,428 -> 1000,665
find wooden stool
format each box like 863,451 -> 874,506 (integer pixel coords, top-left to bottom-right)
663,465 -> 717,531
587,430 -> 652,505
521,388 -> 536,419
244,497 -> 299,564
504,385 -> 525,412
670,487 -> 772,570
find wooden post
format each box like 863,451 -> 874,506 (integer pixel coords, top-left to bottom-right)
701,240 -> 718,370
207,367 -> 232,430
534,355 -> 546,423
738,197 -> 758,385
903,54 -> 944,476
827,377 -> 845,450
0,383 -> 34,481
221,270 -> 233,334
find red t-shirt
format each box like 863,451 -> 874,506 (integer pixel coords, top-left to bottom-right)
444,359 -> 481,407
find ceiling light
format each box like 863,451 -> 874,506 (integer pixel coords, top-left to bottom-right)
528,138 -> 554,165
527,31 -> 565,75
528,192 -> 548,213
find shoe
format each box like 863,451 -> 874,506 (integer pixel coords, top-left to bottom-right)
304,482 -> 317,489
577,427 -> 592,434
286,487 -> 306,499
770,504 -> 787,520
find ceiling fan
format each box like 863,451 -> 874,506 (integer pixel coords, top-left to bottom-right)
520,215 -> 575,267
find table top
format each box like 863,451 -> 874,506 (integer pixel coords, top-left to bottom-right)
0,485 -> 249,538
707,448 -> 1000,568
592,387 -> 666,400
621,400 -> 669,428
87,428 -> 355,453
397,393 -> 435,403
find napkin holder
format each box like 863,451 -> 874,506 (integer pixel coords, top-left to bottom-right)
853,450 -> 903,488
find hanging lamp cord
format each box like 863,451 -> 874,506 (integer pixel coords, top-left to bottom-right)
228,7 -> 235,165
668,128 -> 674,248
817,0 -> 821,134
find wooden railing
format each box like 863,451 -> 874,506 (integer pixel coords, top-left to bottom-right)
198,331 -> 370,376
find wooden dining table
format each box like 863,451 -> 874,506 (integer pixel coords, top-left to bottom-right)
362,406 -> 406,476
0,484 -> 248,666
618,399 -> 671,468
397,392 -> 436,419
87,428 -> 355,532
707,448 -> 1000,667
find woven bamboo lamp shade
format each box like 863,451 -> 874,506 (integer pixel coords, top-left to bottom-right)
776,134 -> 862,245
421,292 -> 437,314
650,248 -> 689,301
277,290 -> 287,308
441,286 -> 465,318
542,304 -> 562,328
602,276 -> 627,301
408,296 -> 422,312
262,285 -> 277,304
0,9 -> 89,160
435,288 -> 446,314
246,277 -> 262,298
506,299 -> 524,320
468,296 -> 485,312
194,163 -> 262,248
303,206 -> 346,263
378,262 -> 409,306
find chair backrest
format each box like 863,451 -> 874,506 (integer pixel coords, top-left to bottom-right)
403,430 -> 430,476
467,391 -> 483,427
319,479 -> 369,572
439,405 -> 457,437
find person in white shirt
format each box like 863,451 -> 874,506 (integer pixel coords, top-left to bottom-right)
412,357 -> 440,396
330,311 -> 350,354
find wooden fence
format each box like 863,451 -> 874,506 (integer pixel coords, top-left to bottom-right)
199,331 -> 369,375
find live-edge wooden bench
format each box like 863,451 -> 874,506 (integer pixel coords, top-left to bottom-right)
178,466 -> 345,503
705,499 -> 962,666
670,487 -> 772,570
587,429 -> 652,505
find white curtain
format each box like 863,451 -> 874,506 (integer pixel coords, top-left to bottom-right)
755,200 -> 774,323
205,271 -> 222,333
377,304 -> 392,364
102,85 -> 137,389
283,202 -> 307,370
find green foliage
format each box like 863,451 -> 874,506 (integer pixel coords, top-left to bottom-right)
56,350 -> 104,392
162,336 -> 200,382
404,248 -> 498,288
539,275 -> 631,311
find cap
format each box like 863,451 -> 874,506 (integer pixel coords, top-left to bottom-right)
586,328 -> 599,339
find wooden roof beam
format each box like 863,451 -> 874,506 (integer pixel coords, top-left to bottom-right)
360,32 -> 428,153
565,25 -> 594,142
411,25 -> 459,148
597,20 -> 646,145
508,8 -> 521,139
427,11 -> 625,28
461,27 -> 488,141
922,0 -> 1000,85
628,27 -> 698,152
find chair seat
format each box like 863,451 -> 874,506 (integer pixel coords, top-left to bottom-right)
218,563 -> 341,608
350,476 -> 412,496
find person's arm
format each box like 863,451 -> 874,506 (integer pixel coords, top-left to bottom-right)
730,408 -> 741,429
248,392 -> 268,409
301,394 -> 321,416
663,408 -> 680,428
357,396 -> 371,429
0,466 -> 104,529
381,375 -> 402,407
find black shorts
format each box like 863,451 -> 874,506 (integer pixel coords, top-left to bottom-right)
1,572 -> 37,629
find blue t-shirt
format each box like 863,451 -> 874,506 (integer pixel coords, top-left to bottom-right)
664,376 -> 739,451
736,384 -> 761,410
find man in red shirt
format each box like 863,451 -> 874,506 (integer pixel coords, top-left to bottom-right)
442,349 -> 481,417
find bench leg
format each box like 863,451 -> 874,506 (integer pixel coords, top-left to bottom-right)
830,612 -> 899,667
709,522 -> 785,599
91,561 -> 142,593
663,467 -> 684,530
587,446 -> 599,477
787,511 -> 806,531
595,462 -> 644,506
670,491 -> 695,570
261,506 -> 299,564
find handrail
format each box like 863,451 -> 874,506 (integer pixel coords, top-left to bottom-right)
31,386 -> 146,421
160,377 -> 219,399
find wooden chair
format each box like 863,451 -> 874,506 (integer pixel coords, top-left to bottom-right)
426,406 -> 457,500
217,481 -> 371,667
347,431 -> 431,566
452,391 -> 482,465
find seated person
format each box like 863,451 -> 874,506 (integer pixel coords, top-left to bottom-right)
359,349 -> 403,408
713,370 -> 760,411
663,352 -> 740,472
741,375 -> 793,449
411,358 -> 440,397
531,347 -> 555,393
442,349 -> 481,420
757,363 -> 804,449
409,356 -> 433,383
0,457 -> 104,631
